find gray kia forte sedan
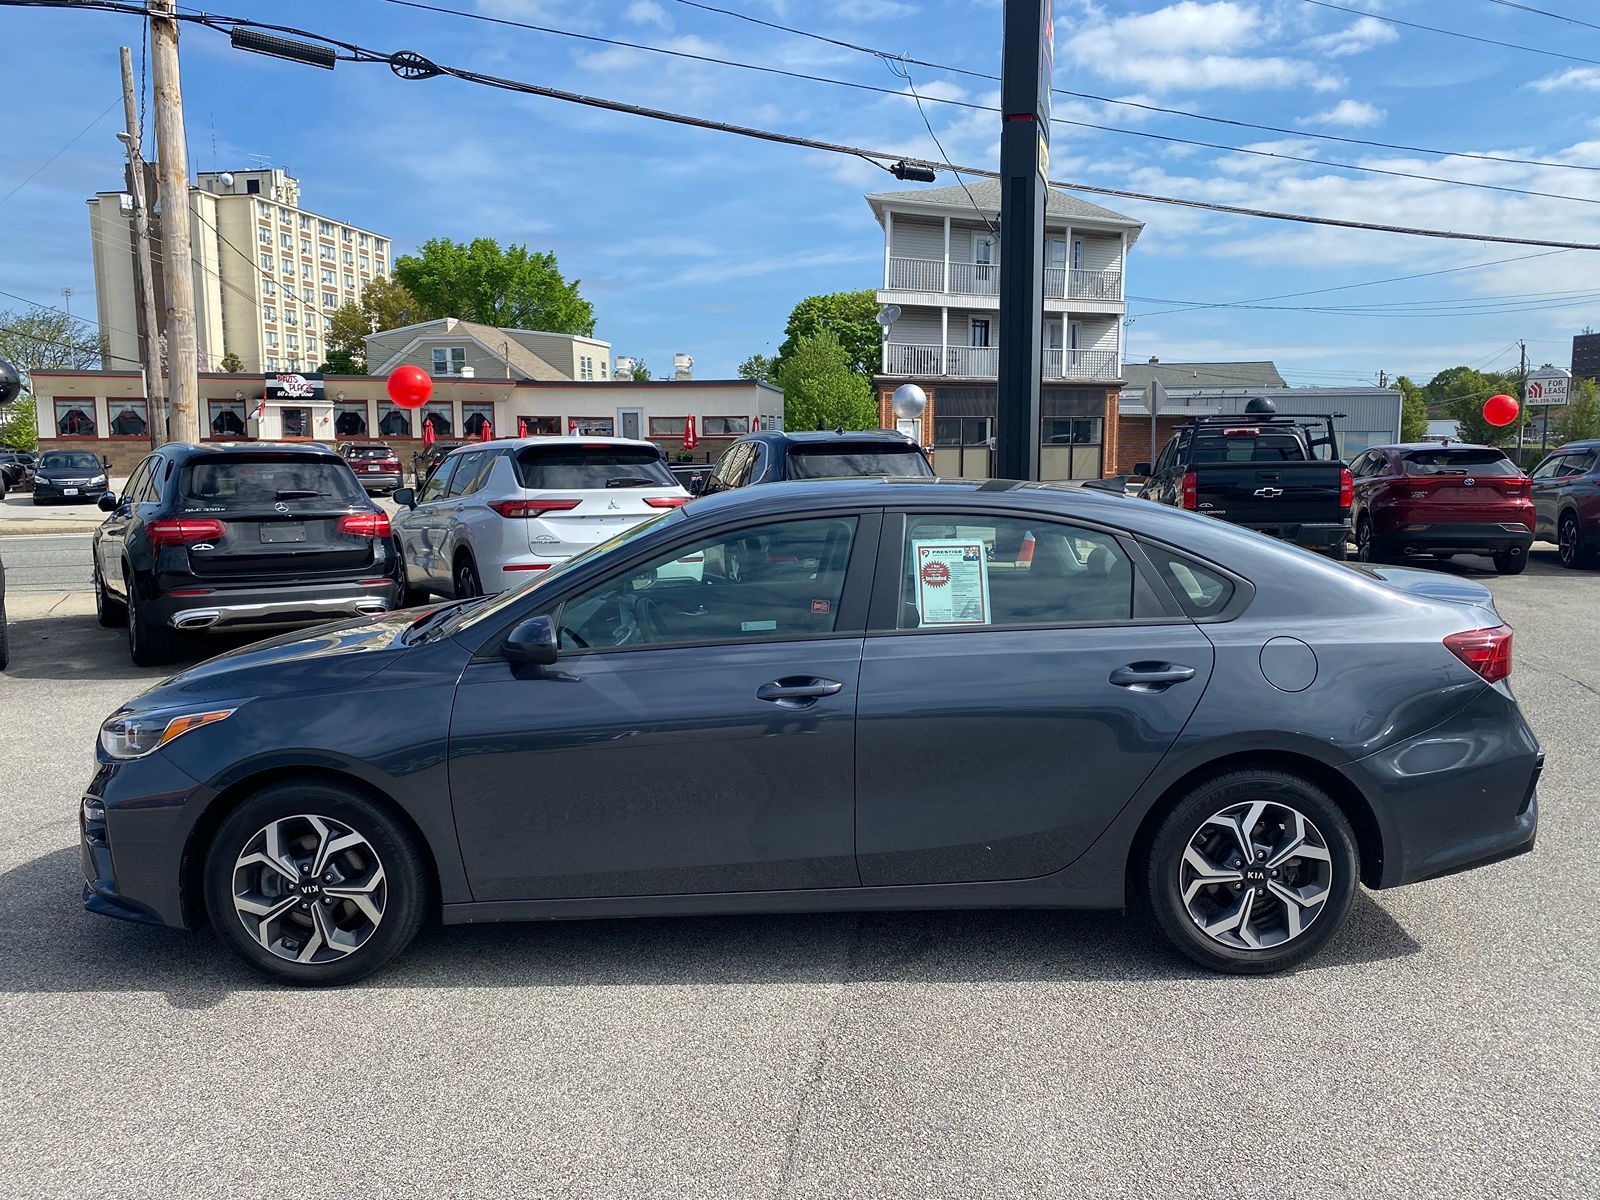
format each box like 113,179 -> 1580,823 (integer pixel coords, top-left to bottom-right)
81,479 -> 1541,985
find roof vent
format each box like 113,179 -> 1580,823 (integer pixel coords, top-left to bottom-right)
1148,356 -> 1159,365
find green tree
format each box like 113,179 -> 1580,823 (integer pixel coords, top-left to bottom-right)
0,395 -> 38,453
1426,365 -> 1520,446
624,357 -> 651,381
1553,376 -> 1600,443
219,350 -> 245,373
1394,375 -> 1428,442
320,278 -> 426,374
775,331 -> 876,432
737,353 -> 776,384
393,238 -> 595,334
0,305 -> 102,372
775,291 -> 880,378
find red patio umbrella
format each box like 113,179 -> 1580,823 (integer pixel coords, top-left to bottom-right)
478,417 -> 493,441
422,420 -> 436,448
682,414 -> 698,451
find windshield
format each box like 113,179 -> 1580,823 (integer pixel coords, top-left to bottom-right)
1403,449 -> 1518,476
1190,434 -> 1308,463
787,447 -> 932,479
434,509 -> 681,639
512,445 -> 675,489
178,455 -> 368,509
41,452 -> 102,471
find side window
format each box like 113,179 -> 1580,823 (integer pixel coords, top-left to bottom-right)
1153,441 -> 1174,476
1141,542 -> 1236,619
1529,455 -> 1562,480
713,443 -> 750,489
1574,452 -> 1598,476
446,450 -> 489,498
122,458 -> 154,505
1554,455 -> 1588,479
557,517 -> 859,651
897,514 -> 1134,630
418,455 -> 460,503
135,457 -> 165,503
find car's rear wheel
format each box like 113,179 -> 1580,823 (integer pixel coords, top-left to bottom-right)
94,562 -> 126,627
1354,516 -> 1381,563
453,551 -> 482,600
1493,547 -> 1528,575
204,779 -> 429,986
125,570 -> 178,667
1557,513 -> 1590,569
1145,769 -> 1358,974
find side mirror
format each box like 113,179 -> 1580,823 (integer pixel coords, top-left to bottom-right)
97,492 -> 119,512
1133,462 -> 1152,477
503,614 -> 558,667
101,455 -> 112,471
393,486 -> 416,509
687,474 -> 706,496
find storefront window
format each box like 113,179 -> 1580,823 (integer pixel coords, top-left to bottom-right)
422,404 -> 453,436
108,399 -> 149,437
649,416 -> 687,437
209,400 -> 247,438
573,417 -> 614,435
282,407 -> 310,438
463,403 -> 495,439
702,416 -> 747,436
1042,417 -> 1102,445
517,415 -> 559,437
54,399 -> 97,437
377,403 -> 412,437
335,402 -> 368,437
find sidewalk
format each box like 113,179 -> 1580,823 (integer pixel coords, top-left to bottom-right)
0,480 -> 127,536
5,591 -> 95,619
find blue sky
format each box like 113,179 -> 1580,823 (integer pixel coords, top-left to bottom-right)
3,0 -> 1598,384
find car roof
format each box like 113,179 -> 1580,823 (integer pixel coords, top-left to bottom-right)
680,476 -> 1146,525
1380,442 -> 1506,452
440,435 -> 662,454
1552,439 -> 1600,451
743,430 -> 918,446
162,441 -> 343,461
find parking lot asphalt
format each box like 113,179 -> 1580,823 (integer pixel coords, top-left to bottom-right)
0,548 -> 1595,1199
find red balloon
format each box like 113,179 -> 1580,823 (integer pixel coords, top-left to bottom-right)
386,365 -> 433,410
1483,393 -> 1519,428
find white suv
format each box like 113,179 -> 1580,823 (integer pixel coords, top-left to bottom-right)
392,437 -> 690,599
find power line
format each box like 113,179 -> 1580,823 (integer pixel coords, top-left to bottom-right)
1298,0 -> 1600,66
883,56 -> 994,234
14,0 -> 1600,252
0,97 -> 121,208
378,0 -> 1600,208
1488,0 -> 1600,32
661,0 -> 1600,176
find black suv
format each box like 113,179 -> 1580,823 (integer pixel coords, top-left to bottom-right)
696,430 -> 932,495
91,443 -> 404,665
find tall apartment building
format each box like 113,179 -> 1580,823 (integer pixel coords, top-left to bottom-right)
87,167 -> 391,375
869,180 -> 1143,481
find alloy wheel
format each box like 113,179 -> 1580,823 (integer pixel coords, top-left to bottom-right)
231,814 -> 387,965
1178,800 -> 1333,951
1559,516 -> 1580,568
455,557 -> 480,599
1356,519 -> 1373,562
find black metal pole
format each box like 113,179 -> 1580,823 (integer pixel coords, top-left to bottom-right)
994,0 -> 1051,482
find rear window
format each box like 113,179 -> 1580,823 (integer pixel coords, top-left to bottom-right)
346,446 -> 393,459
1141,543 -> 1237,618
178,455 -> 367,509
787,445 -> 932,479
41,452 -> 102,471
1402,449 -> 1518,476
1190,434 -> 1307,464
512,445 -> 674,490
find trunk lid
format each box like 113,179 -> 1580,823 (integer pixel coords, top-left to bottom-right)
508,442 -> 687,556
1192,460 -> 1347,525
1396,448 -> 1530,524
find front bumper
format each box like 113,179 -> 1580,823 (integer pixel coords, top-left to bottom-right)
1375,523 -> 1534,557
149,579 -> 403,632
81,755 -> 211,930
33,480 -> 107,501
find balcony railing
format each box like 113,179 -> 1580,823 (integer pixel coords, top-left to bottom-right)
887,344 -> 1118,381
886,258 -> 1124,302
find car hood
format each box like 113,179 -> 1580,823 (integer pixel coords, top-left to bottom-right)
130,606 -> 440,709
36,467 -> 103,480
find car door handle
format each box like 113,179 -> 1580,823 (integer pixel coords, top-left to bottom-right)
1109,662 -> 1196,692
756,677 -> 844,707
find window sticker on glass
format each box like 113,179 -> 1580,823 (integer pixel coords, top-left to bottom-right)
913,540 -> 991,626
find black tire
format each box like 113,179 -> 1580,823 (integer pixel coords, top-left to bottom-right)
1493,548 -> 1528,575
94,562 -> 127,628
31,495 -> 45,506
1144,768 -> 1359,974
1354,516 -> 1381,564
1326,539 -> 1348,562
1557,513 -> 1591,570
453,550 -> 482,600
203,778 -> 429,986
125,570 -> 179,667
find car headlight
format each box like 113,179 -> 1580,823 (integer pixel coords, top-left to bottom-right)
99,707 -> 235,760
90,474 -> 108,486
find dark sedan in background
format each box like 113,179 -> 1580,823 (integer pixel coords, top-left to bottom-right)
91,442 -> 402,665
80,479 -> 1540,985
32,448 -> 111,504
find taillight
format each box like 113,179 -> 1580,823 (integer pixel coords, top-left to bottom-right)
645,496 -> 689,508
1181,471 -> 1197,510
336,512 -> 391,538
1339,466 -> 1353,510
489,498 -> 581,518
147,518 -> 227,546
1444,625 -> 1513,684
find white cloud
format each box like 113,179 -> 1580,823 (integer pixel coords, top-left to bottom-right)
1532,67 -> 1600,93
625,0 -> 670,27
832,0 -> 917,17
1303,100 -> 1386,128
1063,2 -> 1342,93
1306,16 -> 1398,57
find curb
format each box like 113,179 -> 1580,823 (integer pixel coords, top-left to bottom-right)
0,522 -> 102,537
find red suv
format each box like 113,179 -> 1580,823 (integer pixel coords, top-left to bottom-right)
337,442 -> 404,495
1348,442 -> 1534,574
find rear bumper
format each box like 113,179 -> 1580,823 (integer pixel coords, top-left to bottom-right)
1241,521 -> 1349,549
354,472 -> 402,490
1375,523 -> 1533,556
149,579 -> 403,632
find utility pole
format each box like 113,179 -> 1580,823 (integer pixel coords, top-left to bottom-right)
1516,339 -> 1527,464
119,45 -> 167,448
149,0 -> 199,443
994,0 -> 1052,481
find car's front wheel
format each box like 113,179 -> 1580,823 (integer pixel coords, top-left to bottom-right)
1557,513 -> 1590,569
1145,769 -> 1358,974
204,779 -> 429,986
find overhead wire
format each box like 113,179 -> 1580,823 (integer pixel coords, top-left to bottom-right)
1487,0 -> 1600,34
1297,0 -> 1600,66
0,96 -> 122,208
